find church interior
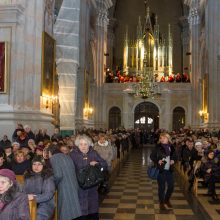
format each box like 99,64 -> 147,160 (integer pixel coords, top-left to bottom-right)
0,0 -> 220,219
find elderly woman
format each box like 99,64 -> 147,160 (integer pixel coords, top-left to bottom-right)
70,134 -> 108,220
0,169 -> 30,219
93,133 -> 114,171
23,155 -> 55,220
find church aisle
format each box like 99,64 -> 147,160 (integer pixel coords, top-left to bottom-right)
99,147 -> 209,220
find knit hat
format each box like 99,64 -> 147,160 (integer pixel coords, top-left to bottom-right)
0,169 -> 16,184
32,155 -> 45,166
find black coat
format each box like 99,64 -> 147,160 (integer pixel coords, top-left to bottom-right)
182,147 -> 200,167
150,144 -> 177,172
201,158 -> 220,182
11,160 -> 31,175
0,139 -> 11,149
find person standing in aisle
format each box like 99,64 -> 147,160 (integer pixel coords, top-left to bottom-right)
150,133 -> 177,210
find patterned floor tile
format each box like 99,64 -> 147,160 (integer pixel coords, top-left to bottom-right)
99,147 -> 212,220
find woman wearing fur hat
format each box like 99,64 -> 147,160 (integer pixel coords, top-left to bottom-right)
0,169 -> 30,219
23,155 -> 55,220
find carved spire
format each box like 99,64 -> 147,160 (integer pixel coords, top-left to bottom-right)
154,14 -> 159,40
143,0 -> 153,34
124,25 -> 129,46
137,16 -> 143,39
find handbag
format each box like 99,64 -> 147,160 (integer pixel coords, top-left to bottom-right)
77,164 -> 105,189
147,165 -> 159,180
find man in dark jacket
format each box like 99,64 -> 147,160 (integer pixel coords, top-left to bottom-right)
182,139 -> 200,171
0,135 -> 11,150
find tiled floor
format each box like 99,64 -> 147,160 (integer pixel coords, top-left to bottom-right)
99,147 -> 211,220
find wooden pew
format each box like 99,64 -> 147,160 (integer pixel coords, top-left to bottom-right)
193,177 -> 220,196
29,199 -> 37,220
53,191 -> 58,220
16,175 -> 24,184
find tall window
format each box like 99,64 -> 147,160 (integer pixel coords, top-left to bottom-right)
173,107 -> 185,131
109,107 -> 121,129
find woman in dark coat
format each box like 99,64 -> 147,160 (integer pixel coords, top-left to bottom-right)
201,149 -> 220,200
11,150 -> 31,175
150,133 -> 177,210
70,134 -> 108,220
23,155 -> 55,220
48,146 -> 82,220
0,169 -> 30,220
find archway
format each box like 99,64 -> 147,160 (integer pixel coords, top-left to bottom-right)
172,107 -> 185,131
109,107 -> 121,129
134,102 -> 159,131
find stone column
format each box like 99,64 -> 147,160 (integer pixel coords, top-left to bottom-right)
189,0 -> 201,128
94,0 -> 112,129
75,0 -> 88,130
54,0 -> 80,134
107,18 -> 116,70
180,16 -> 190,73
206,0 -> 220,127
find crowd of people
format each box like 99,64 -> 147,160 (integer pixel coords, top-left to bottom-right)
1,123 -> 220,217
171,128 -> 220,201
0,124 -> 137,220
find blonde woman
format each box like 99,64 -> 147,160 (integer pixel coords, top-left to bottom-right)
150,133 -> 177,210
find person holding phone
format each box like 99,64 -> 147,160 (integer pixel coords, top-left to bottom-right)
150,133 -> 177,210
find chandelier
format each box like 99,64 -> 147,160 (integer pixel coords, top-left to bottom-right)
124,70 -> 161,99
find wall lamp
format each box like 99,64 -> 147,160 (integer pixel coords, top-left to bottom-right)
199,110 -> 208,122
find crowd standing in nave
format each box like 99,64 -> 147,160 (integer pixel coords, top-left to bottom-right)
0,124 -> 220,218
0,124 -> 133,220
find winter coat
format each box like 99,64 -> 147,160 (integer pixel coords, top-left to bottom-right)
70,147 -> 108,216
11,160 -> 31,175
182,147 -> 200,167
0,191 -> 30,220
93,141 -> 114,170
0,139 -> 11,150
50,153 -> 81,220
150,144 -> 177,172
23,171 -> 55,220
26,131 -> 35,141
201,158 -> 220,182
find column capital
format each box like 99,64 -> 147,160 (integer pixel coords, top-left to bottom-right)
96,10 -> 109,27
188,7 -> 200,26
96,0 -> 113,10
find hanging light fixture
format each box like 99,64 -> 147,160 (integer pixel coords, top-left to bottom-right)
131,70 -> 161,99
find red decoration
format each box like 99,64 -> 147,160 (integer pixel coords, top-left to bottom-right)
168,75 -> 174,82
160,76 -> 165,82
